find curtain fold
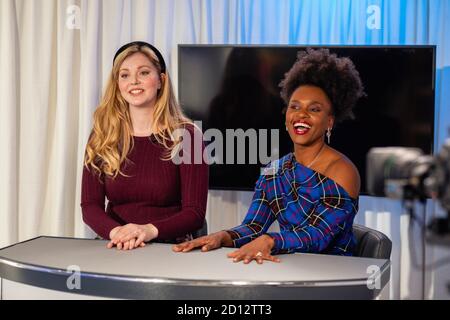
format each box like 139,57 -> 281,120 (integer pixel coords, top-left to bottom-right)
0,0 -> 19,247
1,0 -> 449,299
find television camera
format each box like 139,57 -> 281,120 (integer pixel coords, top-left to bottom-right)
367,138 -> 450,238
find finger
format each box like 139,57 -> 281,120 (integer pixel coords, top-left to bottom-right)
231,254 -> 244,263
107,241 -> 114,249
202,240 -> 221,252
261,254 -> 280,263
123,241 -> 130,251
243,255 -> 252,264
256,257 -> 264,264
227,250 -> 240,258
117,242 -> 123,250
267,255 -> 281,263
183,240 -> 205,252
128,238 -> 136,250
201,244 -> 213,252
183,242 -> 198,252
173,242 -> 189,252
140,242 -> 146,247
135,233 -> 146,248
176,238 -> 209,252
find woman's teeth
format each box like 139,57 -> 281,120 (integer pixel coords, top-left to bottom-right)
293,122 -> 311,135
130,89 -> 143,95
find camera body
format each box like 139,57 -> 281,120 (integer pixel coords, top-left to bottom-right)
366,139 -> 450,235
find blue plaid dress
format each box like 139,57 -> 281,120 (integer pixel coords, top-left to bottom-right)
227,153 -> 358,256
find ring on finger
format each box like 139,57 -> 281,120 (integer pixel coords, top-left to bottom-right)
255,251 -> 263,257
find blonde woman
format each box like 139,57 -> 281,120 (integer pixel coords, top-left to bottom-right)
81,41 -> 208,250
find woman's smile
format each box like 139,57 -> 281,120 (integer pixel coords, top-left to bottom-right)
293,120 -> 312,135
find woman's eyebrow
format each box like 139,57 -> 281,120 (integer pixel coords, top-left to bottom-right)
136,65 -> 152,69
119,65 -> 152,72
290,99 -> 323,106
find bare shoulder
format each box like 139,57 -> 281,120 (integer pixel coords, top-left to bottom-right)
324,149 -> 361,199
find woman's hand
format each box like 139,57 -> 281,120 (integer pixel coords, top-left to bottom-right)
107,223 -> 158,250
227,234 -> 280,264
172,231 -> 231,253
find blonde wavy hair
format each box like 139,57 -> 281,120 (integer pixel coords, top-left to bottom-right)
84,44 -> 191,178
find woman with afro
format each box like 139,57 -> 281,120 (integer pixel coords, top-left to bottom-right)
174,48 -> 365,263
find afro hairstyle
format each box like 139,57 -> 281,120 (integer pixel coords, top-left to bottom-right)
280,48 -> 365,124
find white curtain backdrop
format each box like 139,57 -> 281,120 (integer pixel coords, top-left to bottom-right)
1,0 -> 450,299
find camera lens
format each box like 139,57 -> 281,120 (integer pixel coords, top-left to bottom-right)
366,147 -> 424,197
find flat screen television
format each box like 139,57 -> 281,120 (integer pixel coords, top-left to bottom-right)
178,45 -> 435,194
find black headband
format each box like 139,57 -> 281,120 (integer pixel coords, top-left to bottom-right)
113,41 -> 166,74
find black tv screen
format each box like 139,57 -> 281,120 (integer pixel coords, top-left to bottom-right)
178,45 -> 435,194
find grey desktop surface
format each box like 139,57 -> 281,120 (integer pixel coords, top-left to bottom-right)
0,237 -> 390,299
0,236 -> 386,283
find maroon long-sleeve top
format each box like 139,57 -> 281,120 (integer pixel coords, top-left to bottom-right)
81,127 -> 208,241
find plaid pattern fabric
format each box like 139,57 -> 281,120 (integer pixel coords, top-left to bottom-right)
227,153 -> 358,256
